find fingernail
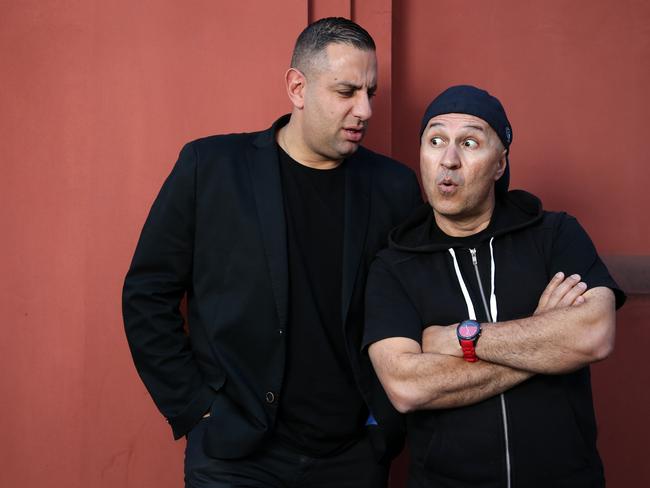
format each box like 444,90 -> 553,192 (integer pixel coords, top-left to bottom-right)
578,282 -> 587,289
555,272 -> 564,279
571,274 -> 581,280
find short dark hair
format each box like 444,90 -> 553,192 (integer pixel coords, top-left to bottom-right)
291,17 -> 376,74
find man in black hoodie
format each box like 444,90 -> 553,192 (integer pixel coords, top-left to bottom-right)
363,85 -> 626,487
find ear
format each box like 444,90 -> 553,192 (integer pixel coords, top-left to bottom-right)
285,68 -> 306,110
494,149 -> 507,181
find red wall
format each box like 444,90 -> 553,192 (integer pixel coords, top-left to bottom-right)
1,1 -> 647,487
1,2 -> 303,487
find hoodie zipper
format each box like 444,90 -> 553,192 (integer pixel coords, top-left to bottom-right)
470,248 -> 512,488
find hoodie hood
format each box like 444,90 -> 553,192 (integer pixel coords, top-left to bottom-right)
389,189 -> 543,252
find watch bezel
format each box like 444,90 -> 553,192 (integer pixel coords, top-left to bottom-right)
457,319 -> 482,341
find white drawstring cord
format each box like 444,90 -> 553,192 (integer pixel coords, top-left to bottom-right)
488,237 -> 498,323
448,241 -> 498,323
448,248 -> 476,320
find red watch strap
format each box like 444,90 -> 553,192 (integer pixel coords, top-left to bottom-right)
459,338 -> 479,362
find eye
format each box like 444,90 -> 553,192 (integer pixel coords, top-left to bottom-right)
430,136 -> 444,146
338,91 -> 354,98
462,139 -> 478,148
368,89 -> 377,99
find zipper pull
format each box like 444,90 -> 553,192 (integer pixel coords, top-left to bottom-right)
469,248 -> 478,266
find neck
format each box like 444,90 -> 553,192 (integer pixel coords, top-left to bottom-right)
433,201 -> 495,238
277,117 -> 342,170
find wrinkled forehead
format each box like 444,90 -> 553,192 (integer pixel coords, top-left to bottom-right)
310,42 -> 376,75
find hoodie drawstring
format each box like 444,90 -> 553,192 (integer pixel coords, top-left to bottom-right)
489,237 -> 498,322
448,247 -> 476,320
447,237 -> 498,322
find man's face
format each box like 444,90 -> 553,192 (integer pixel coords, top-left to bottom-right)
300,43 -> 377,163
420,113 -> 506,231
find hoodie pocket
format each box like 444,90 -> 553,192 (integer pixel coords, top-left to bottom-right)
420,399 -> 505,484
508,376 -> 593,482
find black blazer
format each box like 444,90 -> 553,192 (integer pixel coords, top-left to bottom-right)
123,115 -> 421,461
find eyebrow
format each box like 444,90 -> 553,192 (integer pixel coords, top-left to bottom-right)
334,81 -> 377,92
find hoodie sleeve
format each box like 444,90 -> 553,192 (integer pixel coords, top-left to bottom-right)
363,257 -> 423,351
548,213 -> 626,309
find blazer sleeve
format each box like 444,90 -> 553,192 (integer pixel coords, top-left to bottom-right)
122,142 -> 216,439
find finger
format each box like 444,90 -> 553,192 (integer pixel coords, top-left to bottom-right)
558,281 -> 587,307
573,295 -> 585,306
545,274 -> 581,308
537,272 -> 565,311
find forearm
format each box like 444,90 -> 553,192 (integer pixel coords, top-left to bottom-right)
123,272 -> 216,436
477,288 -> 616,374
369,339 -> 532,413
407,354 -> 531,410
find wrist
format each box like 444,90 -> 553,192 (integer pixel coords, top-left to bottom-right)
449,324 -> 464,357
456,320 -> 482,362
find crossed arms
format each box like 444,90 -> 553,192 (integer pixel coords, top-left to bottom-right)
368,272 -> 616,413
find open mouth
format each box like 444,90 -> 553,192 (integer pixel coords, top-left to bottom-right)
438,178 -> 458,194
343,127 -> 364,142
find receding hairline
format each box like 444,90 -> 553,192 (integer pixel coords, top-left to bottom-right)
294,41 -> 376,77
290,17 -> 376,75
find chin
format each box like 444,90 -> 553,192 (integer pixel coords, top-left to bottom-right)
430,200 -> 463,217
337,143 -> 360,158
427,192 -> 455,209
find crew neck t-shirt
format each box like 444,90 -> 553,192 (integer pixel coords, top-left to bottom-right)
274,146 -> 366,456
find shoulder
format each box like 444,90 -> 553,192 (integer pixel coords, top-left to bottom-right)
374,247 -> 422,271
185,130 -> 259,158
171,126 -> 272,174
540,210 -> 571,228
353,147 -> 420,209
538,210 -> 590,242
354,146 -> 417,179
184,115 -> 284,157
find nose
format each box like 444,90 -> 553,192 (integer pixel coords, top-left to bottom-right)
441,144 -> 461,169
352,91 -> 372,122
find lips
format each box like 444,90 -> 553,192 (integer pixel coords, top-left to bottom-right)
343,127 -> 365,143
437,176 -> 460,195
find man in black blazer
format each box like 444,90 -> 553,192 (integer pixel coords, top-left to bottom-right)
123,17 -> 421,488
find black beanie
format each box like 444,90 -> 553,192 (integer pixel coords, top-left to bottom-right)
419,85 -> 512,193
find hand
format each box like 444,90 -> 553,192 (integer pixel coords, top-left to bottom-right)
534,272 -> 587,315
422,323 -> 462,357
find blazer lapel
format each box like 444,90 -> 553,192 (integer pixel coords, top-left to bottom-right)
247,116 -> 289,328
341,153 -> 371,325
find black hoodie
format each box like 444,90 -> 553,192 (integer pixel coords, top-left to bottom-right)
364,190 -> 625,488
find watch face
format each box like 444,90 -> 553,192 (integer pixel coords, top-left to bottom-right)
458,320 -> 480,340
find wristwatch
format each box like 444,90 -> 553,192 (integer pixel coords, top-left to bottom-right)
456,319 -> 482,362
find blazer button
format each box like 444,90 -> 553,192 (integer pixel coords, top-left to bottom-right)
265,391 -> 277,404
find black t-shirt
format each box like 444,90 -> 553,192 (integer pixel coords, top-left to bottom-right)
364,205 -> 625,349
275,146 -> 366,456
